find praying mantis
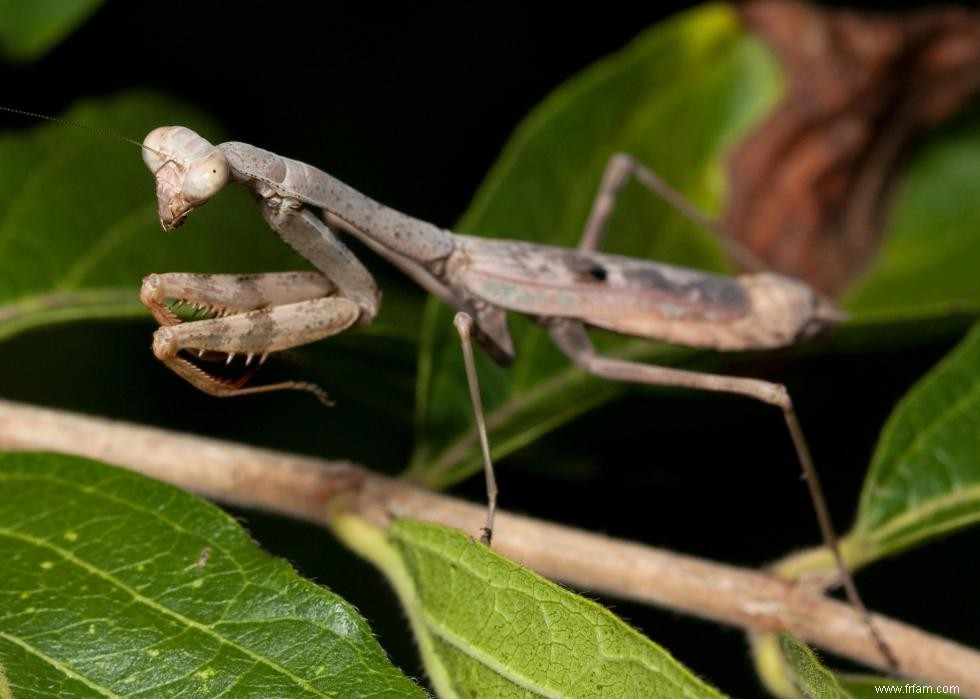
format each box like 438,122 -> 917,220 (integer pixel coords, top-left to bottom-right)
137,124 -> 896,668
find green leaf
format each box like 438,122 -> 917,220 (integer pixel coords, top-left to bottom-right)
842,320 -> 980,566
777,632 -> 853,699
0,451 -> 425,697
409,4 -> 782,486
844,109 -> 980,321
0,660 -> 9,699
0,0 -> 103,63
335,515 -> 726,698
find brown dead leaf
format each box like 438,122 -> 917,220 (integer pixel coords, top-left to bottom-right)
725,1 -> 980,294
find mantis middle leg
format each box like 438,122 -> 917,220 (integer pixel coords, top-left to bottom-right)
453,312 -> 498,545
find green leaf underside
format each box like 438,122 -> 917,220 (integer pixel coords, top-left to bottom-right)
0,0 -> 103,62
411,4 -> 782,486
847,321 -> 980,565
777,633 -> 852,699
0,452 -> 424,698
389,519 -> 725,699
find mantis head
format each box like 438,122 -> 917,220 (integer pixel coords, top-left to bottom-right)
142,126 -> 229,230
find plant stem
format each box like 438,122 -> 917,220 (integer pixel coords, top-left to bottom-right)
0,398 -> 977,695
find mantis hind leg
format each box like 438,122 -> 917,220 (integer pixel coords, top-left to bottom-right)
580,152 -> 766,272
547,318 -> 898,670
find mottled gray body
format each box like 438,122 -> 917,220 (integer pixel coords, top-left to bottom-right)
448,236 -> 836,352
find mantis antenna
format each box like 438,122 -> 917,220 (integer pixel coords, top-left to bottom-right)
0,104 -> 168,160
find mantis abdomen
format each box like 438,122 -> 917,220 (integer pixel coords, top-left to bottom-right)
450,236 -> 841,351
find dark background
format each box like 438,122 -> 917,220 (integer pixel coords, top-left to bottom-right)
1,2 -> 977,696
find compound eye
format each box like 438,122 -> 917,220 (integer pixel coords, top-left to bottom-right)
182,150 -> 230,204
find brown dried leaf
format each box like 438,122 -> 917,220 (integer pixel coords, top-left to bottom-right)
726,1 -> 980,294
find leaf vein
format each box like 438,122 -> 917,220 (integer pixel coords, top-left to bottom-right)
0,526 -> 331,697
0,630 -> 122,698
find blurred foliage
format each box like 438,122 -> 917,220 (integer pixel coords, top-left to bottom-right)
845,110 -> 980,318
0,0 -> 102,63
408,5 -> 980,489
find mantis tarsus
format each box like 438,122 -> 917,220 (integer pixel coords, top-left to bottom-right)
135,124 -> 896,668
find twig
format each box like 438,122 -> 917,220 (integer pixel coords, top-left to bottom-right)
0,398 -> 976,695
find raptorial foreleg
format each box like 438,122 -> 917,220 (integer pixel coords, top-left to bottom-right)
142,271 -> 359,405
